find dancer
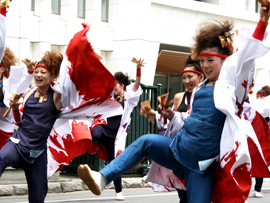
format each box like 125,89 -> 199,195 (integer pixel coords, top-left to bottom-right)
77,19 -> 234,203
252,85 -> 270,198
0,20 -> 123,202
0,50 -> 63,203
80,59 -> 144,201
0,47 -> 21,148
142,56 -> 205,203
77,3 -> 270,202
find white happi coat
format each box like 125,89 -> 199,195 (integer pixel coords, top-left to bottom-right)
145,25 -> 270,203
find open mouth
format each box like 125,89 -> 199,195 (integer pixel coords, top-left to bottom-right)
204,70 -> 212,75
36,79 -> 43,84
186,85 -> 193,90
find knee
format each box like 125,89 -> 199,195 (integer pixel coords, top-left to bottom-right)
135,134 -> 156,147
91,125 -> 104,142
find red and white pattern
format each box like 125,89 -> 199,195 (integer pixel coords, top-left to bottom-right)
3,23 -> 124,177
87,82 -> 142,162
144,26 -> 270,202
212,26 -> 270,202
114,83 -> 141,157
47,23 -> 124,176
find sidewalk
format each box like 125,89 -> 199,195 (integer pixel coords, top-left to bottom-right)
0,170 -> 150,196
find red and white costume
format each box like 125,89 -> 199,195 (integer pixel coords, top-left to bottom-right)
4,23 -> 124,177
145,21 -> 270,203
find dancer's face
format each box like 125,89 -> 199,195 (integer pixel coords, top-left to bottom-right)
199,47 -> 225,83
114,82 -> 125,96
256,94 -> 266,99
182,67 -> 204,93
34,67 -> 55,89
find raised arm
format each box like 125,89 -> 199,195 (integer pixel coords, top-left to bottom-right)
132,58 -> 145,92
252,1 -> 270,40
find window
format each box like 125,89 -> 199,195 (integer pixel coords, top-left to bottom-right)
101,0 -> 108,22
77,0 -> 85,18
51,0 -> 61,14
256,1 -> 261,13
31,0 -> 35,11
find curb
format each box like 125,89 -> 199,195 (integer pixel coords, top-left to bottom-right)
0,178 -> 151,196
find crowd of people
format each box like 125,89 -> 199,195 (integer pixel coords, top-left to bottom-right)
1,1 -> 270,203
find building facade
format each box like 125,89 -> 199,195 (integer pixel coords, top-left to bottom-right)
5,0 -> 270,100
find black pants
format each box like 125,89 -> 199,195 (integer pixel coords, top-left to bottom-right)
91,125 -> 122,193
254,178 -> 263,192
177,189 -> 187,203
0,141 -> 48,203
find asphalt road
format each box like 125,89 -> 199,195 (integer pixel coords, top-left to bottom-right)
1,184 -> 270,203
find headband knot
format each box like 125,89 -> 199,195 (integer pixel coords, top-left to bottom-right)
218,32 -> 233,51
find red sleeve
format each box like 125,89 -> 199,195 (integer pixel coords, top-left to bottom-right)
252,19 -> 267,41
13,109 -> 21,122
0,7 -> 7,17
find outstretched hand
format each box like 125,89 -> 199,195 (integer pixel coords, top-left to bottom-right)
22,58 -> 36,72
137,58 -> 146,69
258,0 -> 270,24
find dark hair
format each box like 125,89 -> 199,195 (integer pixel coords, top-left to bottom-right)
36,50 -> 63,78
183,55 -> 205,78
191,19 -> 234,60
250,79 -> 254,88
1,47 -> 18,75
114,72 -> 131,90
257,85 -> 270,96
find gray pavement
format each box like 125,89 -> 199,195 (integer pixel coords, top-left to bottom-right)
0,171 -> 151,196
1,169 -> 270,202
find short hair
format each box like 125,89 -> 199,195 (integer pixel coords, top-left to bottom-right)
114,72 -> 131,89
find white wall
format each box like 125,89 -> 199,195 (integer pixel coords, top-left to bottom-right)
4,0 -> 270,87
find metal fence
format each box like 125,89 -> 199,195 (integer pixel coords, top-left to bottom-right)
61,82 -> 163,175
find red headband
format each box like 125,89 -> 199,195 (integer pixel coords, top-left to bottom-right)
199,53 -> 229,59
257,93 -> 267,97
35,64 -> 52,73
182,69 -> 203,76
117,81 -> 125,87
0,64 -> 3,67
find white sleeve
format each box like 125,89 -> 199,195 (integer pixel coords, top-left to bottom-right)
166,112 -> 185,137
252,96 -> 270,118
125,83 -> 142,107
0,14 -> 7,62
3,65 -> 34,107
155,112 -> 168,130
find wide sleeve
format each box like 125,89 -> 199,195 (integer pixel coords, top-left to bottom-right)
125,83 -> 142,107
251,96 -> 270,118
3,65 -> 34,107
57,23 -> 123,120
0,13 -> 7,62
